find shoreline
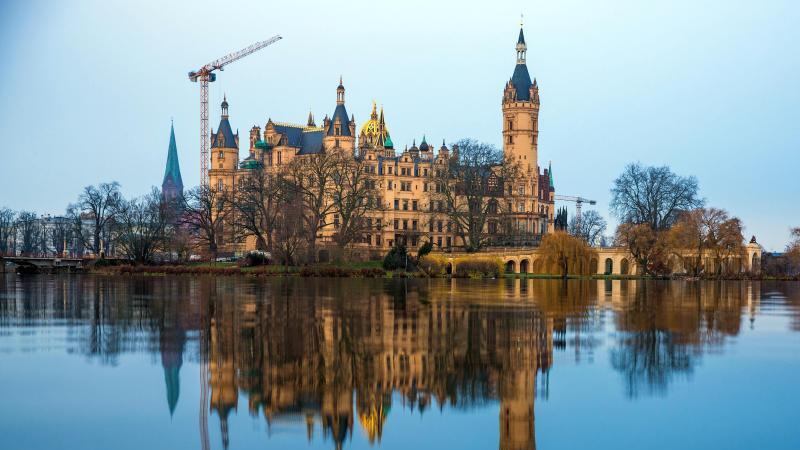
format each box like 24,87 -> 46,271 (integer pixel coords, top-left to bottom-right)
77,263 -> 798,281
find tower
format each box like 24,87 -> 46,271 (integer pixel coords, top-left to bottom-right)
502,25 -> 540,174
162,121 -> 184,202
324,77 -> 356,152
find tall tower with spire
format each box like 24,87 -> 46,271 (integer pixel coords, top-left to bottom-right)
502,24 -> 540,172
502,23 -> 553,236
162,121 -> 184,202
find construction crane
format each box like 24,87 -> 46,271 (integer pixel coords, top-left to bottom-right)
189,35 -> 282,186
554,195 -> 597,231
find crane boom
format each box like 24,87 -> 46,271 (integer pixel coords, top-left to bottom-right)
188,35 -> 282,186
554,194 -> 597,231
200,35 -> 282,73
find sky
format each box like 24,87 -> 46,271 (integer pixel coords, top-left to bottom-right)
0,0 -> 798,250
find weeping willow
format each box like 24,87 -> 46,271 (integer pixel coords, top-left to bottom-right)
538,232 -> 598,277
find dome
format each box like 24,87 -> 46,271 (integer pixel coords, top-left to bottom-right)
419,135 -> 429,151
359,102 -> 390,147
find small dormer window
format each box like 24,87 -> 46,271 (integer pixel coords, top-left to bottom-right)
219,151 -> 224,159
218,135 -> 225,147
335,125 -> 341,136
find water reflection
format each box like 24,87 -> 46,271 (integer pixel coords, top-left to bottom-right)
1,276 -> 798,450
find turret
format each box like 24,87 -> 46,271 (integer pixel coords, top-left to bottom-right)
324,77 -> 355,152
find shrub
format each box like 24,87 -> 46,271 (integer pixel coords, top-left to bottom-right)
383,243 -> 413,271
418,255 -> 447,277
357,267 -> 386,278
238,251 -> 270,267
453,257 -> 503,278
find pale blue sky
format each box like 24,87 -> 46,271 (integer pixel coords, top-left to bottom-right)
0,0 -> 798,250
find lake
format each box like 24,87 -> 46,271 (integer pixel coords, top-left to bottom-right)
0,275 -> 798,450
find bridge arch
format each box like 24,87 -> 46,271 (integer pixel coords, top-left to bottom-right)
620,258 -> 630,275
505,260 -> 517,274
519,258 -> 530,274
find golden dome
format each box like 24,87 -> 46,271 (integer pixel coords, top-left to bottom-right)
359,101 -> 390,148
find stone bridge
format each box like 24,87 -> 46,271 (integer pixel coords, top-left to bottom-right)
1,256 -> 85,273
435,243 -> 762,276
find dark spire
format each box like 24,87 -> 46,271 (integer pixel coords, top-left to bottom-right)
307,110 -> 316,127
162,122 -> 183,201
518,27 -> 525,45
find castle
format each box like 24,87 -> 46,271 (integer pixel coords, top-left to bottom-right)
207,26 -> 555,257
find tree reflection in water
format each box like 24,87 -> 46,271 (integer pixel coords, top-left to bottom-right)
1,276 -> 797,450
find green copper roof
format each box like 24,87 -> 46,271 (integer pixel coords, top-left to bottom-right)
162,123 -> 183,189
384,135 -> 394,149
548,162 -> 554,189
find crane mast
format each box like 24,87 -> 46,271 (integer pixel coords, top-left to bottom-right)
554,194 -> 597,232
188,35 -> 282,186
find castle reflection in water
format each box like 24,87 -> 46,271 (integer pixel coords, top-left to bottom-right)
2,276 -> 794,450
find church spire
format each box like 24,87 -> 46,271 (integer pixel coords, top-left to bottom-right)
162,122 -> 183,201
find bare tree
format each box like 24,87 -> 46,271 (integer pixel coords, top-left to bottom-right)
112,188 -> 173,263
180,186 -> 231,262
786,227 -> 800,273
272,188 -> 307,266
330,154 -> 382,249
50,217 -> 72,257
670,208 -> 745,275
0,208 -> 15,255
15,211 -> 42,256
615,222 -> 669,275
568,210 -> 607,246
69,182 -> 122,256
611,163 -> 703,230
428,139 -> 519,252
232,168 -> 283,252
284,151 -> 340,262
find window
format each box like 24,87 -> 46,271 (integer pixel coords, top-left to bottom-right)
446,237 -> 452,248
437,221 -> 443,232
401,181 -> 411,192
410,236 -> 418,247
518,186 -> 525,195
412,220 -> 418,231
402,200 -> 408,211
277,152 -> 282,165
506,135 -> 513,144
394,199 -> 399,210
218,150 -> 224,159
437,237 -> 442,247
394,219 -> 399,229
403,220 -> 408,230
428,221 -> 434,232
376,235 -> 381,246
508,119 -> 513,131
218,179 -> 224,191
334,214 -> 340,228
387,181 -> 393,190
412,200 -> 418,211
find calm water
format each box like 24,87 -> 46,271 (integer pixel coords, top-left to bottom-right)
0,275 -> 798,450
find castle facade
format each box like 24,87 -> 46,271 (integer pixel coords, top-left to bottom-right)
208,26 -> 555,257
